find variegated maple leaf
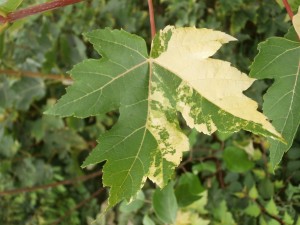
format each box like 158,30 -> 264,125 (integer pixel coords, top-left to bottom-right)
46,26 -> 282,206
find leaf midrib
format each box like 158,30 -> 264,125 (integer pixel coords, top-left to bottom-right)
112,59 -> 154,198
270,60 -> 300,151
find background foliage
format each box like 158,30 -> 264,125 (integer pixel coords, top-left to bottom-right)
0,0 -> 299,224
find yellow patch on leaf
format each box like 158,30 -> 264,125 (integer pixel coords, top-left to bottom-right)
154,26 -> 281,138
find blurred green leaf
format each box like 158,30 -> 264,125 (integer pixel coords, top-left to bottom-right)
153,182 -> 178,224
188,129 -> 198,146
252,169 -> 266,180
66,117 -> 85,131
216,131 -> 233,141
175,172 -> 205,207
258,179 -> 274,199
249,186 -> 259,199
244,202 -> 260,217
287,147 -> 300,160
142,215 -> 155,225
283,212 -> 294,225
12,77 -> 45,110
0,135 -> 19,158
30,115 -> 64,142
0,76 -> 16,108
265,198 -> 279,215
223,146 -> 255,173
192,161 -> 217,174
267,219 -> 281,225
42,128 -> 87,162
119,191 -> 145,213
213,200 -> 236,225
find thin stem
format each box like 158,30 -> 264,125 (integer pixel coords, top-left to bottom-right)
0,171 -> 102,196
0,0 -> 84,24
147,0 -> 156,39
0,69 -> 72,84
282,0 -> 294,20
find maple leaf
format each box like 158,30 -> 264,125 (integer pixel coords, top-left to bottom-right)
46,26 -> 282,206
250,8 -> 300,168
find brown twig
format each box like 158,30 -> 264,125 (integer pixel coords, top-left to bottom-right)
255,199 -> 285,225
0,16 -> 6,24
215,158 -> 225,189
147,0 -> 156,39
0,0 -> 84,24
260,142 -> 270,178
51,188 -> 104,225
282,0 -> 294,20
0,171 -> 102,196
0,69 -> 72,84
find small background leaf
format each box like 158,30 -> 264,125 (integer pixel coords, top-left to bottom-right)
265,198 -> 279,215
244,202 -> 260,217
175,172 -> 205,207
153,182 -> 178,224
143,215 -> 155,225
119,191 -> 145,213
258,179 -> 274,199
223,146 -> 255,173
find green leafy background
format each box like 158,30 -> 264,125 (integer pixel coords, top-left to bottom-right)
0,0 -> 300,224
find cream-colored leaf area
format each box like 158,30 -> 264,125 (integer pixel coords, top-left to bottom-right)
147,109 -> 189,186
147,85 -> 189,187
154,26 -> 281,137
176,81 -> 217,135
293,7 -> 300,37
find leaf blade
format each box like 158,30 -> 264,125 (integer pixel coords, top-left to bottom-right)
153,182 -> 178,224
250,37 -> 300,167
45,29 -> 148,117
46,26 -> 282,208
